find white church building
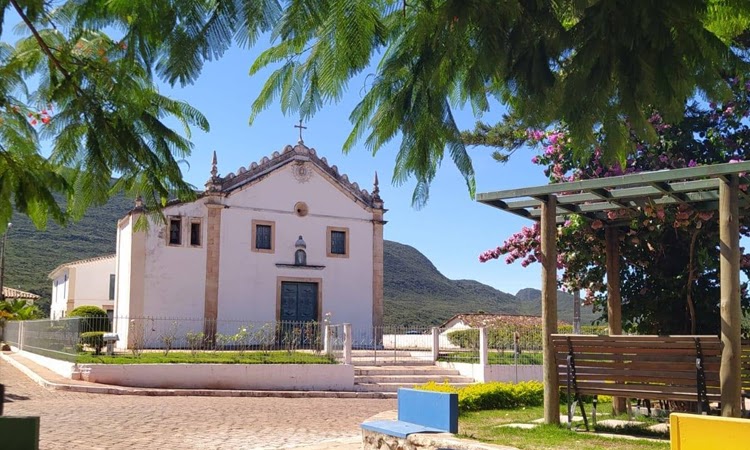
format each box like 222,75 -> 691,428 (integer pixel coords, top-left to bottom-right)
109,141 -> 385,347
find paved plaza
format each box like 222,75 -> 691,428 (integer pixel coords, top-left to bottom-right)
0,359 -> 396,449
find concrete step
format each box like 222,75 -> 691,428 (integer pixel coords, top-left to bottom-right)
355,374 -> 473,384
351,359 -> 434,366
355,366 -> 460,376
355,382 -> 475,392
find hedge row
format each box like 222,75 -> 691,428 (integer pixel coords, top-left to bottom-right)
414,381 -> 544,411
446,324 -> 608,350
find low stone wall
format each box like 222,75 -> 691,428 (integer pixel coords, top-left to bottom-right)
79,363 -> 355,390
362,429 -> 518,450
13,348 -> 78,378
436,361 -> 542,383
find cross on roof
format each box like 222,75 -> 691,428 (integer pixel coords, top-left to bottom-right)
294,119 -> 307,143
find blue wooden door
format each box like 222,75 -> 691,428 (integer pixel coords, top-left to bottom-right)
280,282 -> 318,323
279,282 -> 318,348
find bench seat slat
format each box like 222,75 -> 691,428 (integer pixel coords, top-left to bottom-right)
558,371 -> 720,383
573,382 -> 721,396
555,353 -> 720,363
555,359 -> 720,371
575,387 -> 721,401
552,341 -> 722,350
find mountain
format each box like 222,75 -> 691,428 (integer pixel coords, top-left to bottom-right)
383,241 -> 523,325
3,195 -> 600,326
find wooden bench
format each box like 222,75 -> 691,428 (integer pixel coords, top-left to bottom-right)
552,334 -> 722,429
361,388 -> 458,438
670,413 -> 750,449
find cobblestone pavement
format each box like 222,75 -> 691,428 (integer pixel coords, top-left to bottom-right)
0,359 -> 395,450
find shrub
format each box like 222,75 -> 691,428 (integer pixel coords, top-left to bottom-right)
415,381 -> 544,412
447,329 -> 479,349
69,306 -> 111,333
80,331 -> 105,355
447,324 -> 609,351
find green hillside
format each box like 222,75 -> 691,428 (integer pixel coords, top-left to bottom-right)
3,195 -> 600,326
3,194 -> 132,314
382,240 -> 522,325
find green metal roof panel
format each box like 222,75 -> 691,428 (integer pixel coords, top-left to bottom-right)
477,161 -> 750,222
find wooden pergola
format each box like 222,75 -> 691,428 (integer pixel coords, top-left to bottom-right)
477,161 -> 750,422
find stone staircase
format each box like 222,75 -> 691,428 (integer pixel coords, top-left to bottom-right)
354,365 -> 476,393
350,349 -> 434,366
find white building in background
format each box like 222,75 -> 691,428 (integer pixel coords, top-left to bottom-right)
109,141 -> 385,347
48,255 -> 116,319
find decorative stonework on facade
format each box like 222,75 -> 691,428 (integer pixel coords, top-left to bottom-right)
291,162 -> 313,183
220,142 -> 381,209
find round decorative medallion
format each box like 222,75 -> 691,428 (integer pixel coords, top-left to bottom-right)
294,202 -> 309,217
292,162 -> 313,183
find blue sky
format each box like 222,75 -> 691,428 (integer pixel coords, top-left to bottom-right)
157,44 -> 548,296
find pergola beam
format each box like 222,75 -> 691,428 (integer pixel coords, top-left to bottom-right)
651,181 -> 689,204
476,161 -> 750,202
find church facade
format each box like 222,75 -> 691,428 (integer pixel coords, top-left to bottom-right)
112,142 -> 385,347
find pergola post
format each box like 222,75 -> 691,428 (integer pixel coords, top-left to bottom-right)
541,194 -> 560,425
719,174 -> 741,417
605,226 -> 626,415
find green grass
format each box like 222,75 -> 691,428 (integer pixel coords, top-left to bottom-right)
459,405 -> 669,450
438,351 -> 543,365
75,350 -> 336,364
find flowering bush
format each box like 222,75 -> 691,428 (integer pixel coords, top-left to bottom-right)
481,76 -> 750,334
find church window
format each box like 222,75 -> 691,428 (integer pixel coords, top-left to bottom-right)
327,226 -> 349,257
190,220 -> 202,247
109,274 -> 116,300
252,220 -> 275,253
168,217 -> 182,245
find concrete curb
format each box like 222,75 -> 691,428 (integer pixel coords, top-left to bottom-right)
0,352 -> 396,399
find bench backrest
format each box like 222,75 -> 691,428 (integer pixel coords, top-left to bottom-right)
551,334 -> 722,402
398,388 -> 458,434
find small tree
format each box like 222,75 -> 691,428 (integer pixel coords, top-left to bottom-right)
69,306 -> 111,333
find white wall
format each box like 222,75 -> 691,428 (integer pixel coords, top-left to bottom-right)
382,334 -> 459,350
218,163 -> 374,333
437,361 -> 543,383
49,272 -> 69,320
80,363 -> 355,390
72,257 -> 116,312
142,201 -> 207,320
114,217 -> 133,349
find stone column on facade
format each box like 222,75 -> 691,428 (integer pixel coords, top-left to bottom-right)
203,151 -> 224,347
203,201 -> 223,346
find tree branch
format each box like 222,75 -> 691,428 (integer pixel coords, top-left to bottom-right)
10,0 -> 72,80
